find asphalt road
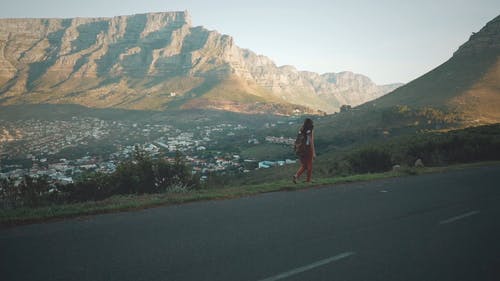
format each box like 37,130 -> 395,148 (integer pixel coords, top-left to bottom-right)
1,165 -> 500,281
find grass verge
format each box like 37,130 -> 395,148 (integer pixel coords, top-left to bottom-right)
1,161 -> 499,227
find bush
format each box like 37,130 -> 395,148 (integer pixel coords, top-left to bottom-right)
66,151 -> 199,202
402,127 -> 500,166
0,178 -> 18,209
345,146 -> 393,174
326,124 -> 500,176
2,148 -> 200,208
17,176 -> 51,208
67,172 -> 113,202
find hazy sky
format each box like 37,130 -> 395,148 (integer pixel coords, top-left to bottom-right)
1,0 -> 499,84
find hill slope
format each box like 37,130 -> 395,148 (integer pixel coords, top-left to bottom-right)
309,14 -> 500,155
364,14 -> 500,123
0,11 -> 400,114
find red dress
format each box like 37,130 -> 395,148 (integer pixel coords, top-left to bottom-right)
295,130 -> 314,182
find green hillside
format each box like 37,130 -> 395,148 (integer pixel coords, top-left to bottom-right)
361,15 -> 500,124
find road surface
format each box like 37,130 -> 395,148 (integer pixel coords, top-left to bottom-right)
1,165 -> 500,281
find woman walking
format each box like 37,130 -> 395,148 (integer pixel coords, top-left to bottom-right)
293,118 -> 316,183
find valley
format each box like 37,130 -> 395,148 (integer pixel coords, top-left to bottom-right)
0,105 -> 302,187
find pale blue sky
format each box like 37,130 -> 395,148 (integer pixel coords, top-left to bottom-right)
1,0 -> 499,84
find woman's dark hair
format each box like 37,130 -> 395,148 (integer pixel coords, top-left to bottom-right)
302,118 -> 314,131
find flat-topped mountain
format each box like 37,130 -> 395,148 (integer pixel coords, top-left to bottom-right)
0,11 -> 400,114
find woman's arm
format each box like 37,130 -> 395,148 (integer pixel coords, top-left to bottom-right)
312,131 -> 316,158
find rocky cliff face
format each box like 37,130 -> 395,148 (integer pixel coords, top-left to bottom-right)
0,11 -> 401,114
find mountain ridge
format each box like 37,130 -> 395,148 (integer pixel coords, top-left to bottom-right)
0,11 -> 401,114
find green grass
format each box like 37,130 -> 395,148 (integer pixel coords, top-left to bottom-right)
2,161 -> 498,227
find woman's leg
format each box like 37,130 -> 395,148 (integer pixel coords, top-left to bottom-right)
295,163 -> 306,178
305,156 -> 313,182
295,157 -> 307,180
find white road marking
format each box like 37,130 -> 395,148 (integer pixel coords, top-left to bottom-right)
257,252 -> 355,281
439,210 -> 480,225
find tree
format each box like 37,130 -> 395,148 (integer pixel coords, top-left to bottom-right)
18,176 -> 50,207
0,178 -> 18,209
340,105 -> 352,113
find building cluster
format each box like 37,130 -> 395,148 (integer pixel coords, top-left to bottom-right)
0,156 -> 115,186
0,117 -> 297,185
265,136 -> 295,145
0,118 -> 113,157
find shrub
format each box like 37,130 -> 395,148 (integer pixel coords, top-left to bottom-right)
67,172 -> 113,202
17,176 -> 51,208
0,178 -> 18,209
345,146 -> 393,174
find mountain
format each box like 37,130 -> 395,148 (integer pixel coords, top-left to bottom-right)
0,11 -> 401,114
363,14 -> 500,124
313,14 -> 500,152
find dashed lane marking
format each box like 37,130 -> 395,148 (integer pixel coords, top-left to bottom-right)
439,210 -> 480,225
257,252 -> 355,281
